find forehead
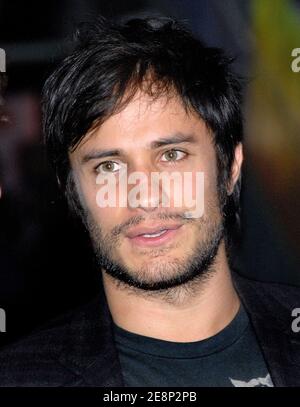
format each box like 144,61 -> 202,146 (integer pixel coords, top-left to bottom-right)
72,91 -> 211,155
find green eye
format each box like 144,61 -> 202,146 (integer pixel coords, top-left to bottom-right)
96,161 -> 121,173
161,149 -> 186,162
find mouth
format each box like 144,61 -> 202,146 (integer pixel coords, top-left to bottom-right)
126,224 -> 183,247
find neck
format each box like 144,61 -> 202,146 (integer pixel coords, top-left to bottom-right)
102,241 -> 240,343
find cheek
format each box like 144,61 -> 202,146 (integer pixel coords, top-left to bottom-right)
73,172 -> 107,225
93,208 -> 119,232
79,174 -> 99,212
84,182 -> 127,231
197,160 -> 219,214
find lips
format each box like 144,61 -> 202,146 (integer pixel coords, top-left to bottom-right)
125,223 -> 183,247
126,223 -> 183,239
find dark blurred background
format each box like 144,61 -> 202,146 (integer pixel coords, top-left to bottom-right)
0,0 -> 299,347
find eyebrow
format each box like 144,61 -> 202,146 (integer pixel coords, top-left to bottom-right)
81,148 -> 122,164
149,133 -> 196,149
81,133 -> 197,164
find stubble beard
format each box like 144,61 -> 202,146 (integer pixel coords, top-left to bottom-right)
83,207 -> 225,304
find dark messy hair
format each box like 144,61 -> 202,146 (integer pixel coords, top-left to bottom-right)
42,15 -> 244,250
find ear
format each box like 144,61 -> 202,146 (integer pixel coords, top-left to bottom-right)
227,143 -> 243,195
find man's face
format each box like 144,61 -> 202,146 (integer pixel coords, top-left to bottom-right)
69,92 -> 227,292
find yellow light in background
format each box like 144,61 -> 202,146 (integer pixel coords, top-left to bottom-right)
246,0 -> 300,252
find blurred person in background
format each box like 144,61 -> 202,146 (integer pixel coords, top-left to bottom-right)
0,73 -> 8,198
0,49 -> 97,351
0,15 -> 299,388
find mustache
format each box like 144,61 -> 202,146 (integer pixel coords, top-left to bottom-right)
111,212 -> 195,238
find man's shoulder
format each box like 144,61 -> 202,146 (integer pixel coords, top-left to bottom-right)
232,270 -> 300,321
232,271 -> 300,387
233,271 -> 300,303
0,296 -> 108,386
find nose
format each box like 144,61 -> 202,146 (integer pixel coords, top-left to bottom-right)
127,166 -> 163,213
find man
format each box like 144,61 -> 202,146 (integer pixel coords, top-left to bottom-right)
0,16 -> 299,387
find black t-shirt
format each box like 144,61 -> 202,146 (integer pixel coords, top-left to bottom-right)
113,303 -> 274,387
